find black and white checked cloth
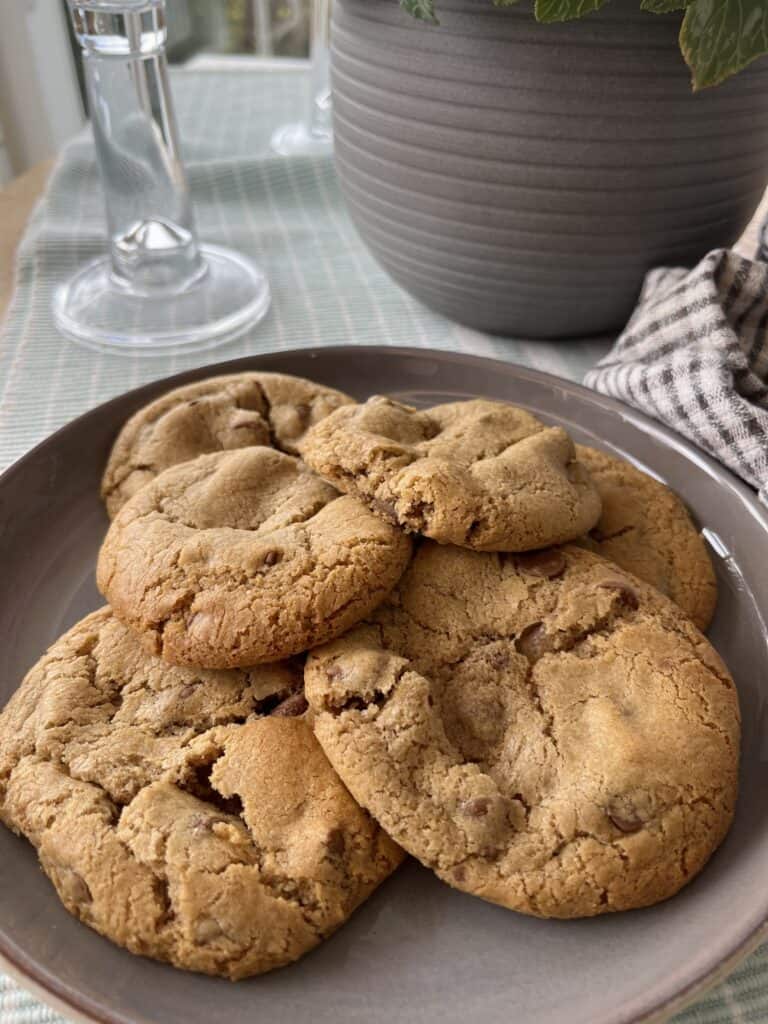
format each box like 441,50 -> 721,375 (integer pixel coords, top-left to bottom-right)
584,247 -> 768,506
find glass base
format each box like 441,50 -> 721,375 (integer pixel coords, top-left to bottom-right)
53,244 -> 271,355
271,122 -> 333,157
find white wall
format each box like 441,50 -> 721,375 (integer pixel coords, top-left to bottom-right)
0,0 -> 85,178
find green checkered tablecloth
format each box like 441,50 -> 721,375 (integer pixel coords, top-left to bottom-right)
0,67 -> 766,1024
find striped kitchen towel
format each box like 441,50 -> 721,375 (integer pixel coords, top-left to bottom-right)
584,247 -> 768,505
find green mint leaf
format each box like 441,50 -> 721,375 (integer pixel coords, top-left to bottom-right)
534,0 -> 611,22
400,0 -> 438,22
681,0 -> 768,89
640,0 -> 689,12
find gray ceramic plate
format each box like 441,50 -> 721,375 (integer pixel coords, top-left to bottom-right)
1,347 -> 767,1024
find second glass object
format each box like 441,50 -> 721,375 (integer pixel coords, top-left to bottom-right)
271,0 -> 332,157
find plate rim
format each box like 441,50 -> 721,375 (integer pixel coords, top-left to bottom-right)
1,343 -> 766,1024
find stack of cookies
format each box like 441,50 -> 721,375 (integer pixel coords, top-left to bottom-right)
0,371 -> 739,981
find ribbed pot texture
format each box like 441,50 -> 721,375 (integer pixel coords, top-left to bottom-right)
332,0 -> 768,339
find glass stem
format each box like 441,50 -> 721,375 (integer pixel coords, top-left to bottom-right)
306,0 -> 331,141
70,0 -> 204,294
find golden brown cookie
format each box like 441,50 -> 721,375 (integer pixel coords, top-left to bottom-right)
576,445 -> 717,631
299,396 -> 601,551
0,609 -> 403,978
305,543 -> 739,919
97,447 -> 412,668
102,372 -> 353,517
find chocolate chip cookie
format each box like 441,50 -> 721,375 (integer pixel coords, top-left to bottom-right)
299,396 -> 601,551
0,609 -> 403,978
305,543 -> 739,919
102,372 -> 353,517
98,447 -> 412,668
577,445 -> 717,631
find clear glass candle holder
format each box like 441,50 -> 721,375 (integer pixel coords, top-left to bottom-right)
54,0 -> 271,354
271,0 -> 332,157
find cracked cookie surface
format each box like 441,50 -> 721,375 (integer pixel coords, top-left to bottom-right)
102,372 -> 353,518
298,396 -> 602,551
0,608 -> 403,978
97,447 -> 412,668
304,543 -> 739,918
576,446 -> 717,631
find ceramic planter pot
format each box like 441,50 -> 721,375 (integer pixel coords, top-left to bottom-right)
331,0 -> 768,339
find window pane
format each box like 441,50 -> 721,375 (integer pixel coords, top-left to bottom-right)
165,0 -> 311,62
